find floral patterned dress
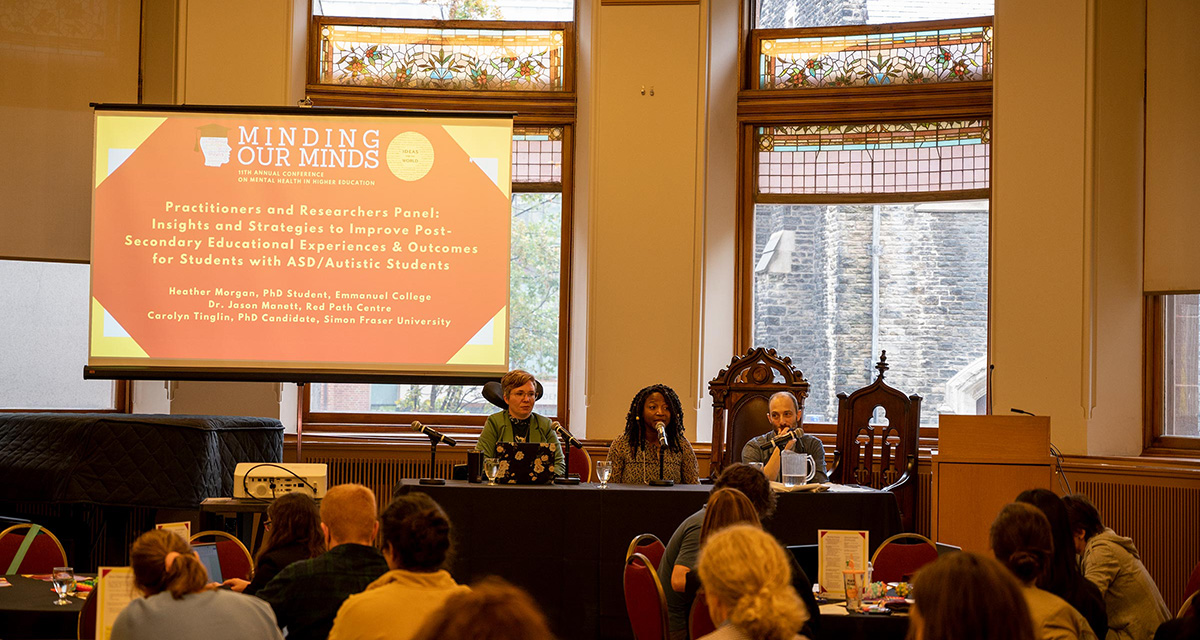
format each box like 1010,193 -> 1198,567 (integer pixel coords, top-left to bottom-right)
606,432 -> 700,484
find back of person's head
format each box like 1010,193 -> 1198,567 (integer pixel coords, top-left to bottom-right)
700,487 -> 760,542
910,552 -> 1036,640
1015,488 -> 1081,592
409,577 -> 554,640
130,529 -> 209,600
1061,493 -> 1106,540
381,493 -> 452,571
321,483 -> 378,544
990,502 -> 1053,584
713,463 -> 776,520
259,492 -> 325,563
697,524 -> 807,640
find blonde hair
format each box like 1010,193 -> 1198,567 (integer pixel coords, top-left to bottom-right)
130,529 -> 210,599
321,483 -> 378,543
697,524 -> 808,640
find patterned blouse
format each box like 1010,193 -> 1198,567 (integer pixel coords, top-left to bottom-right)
606,431 -> 700,485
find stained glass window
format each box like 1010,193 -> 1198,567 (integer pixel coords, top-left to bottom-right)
757,20 -> 992,89
317,21 -> 567,91
757,121 -> 989,197
513,127 -> 563,184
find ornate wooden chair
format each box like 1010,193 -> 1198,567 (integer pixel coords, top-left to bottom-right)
708,347 -> 811,477
832,351 -> 923,532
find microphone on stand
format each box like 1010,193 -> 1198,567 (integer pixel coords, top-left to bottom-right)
649,421 -> 674,487
552,421 -> 582,449
551,421 -> 581,485
654,421 -> 669,447
411,420 -> 457,447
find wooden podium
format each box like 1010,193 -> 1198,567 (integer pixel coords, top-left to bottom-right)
931,415 -> 1055,553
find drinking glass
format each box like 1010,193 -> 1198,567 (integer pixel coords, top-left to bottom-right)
51,567 -> 74,606
595,460 -> 613,488
483,458 -> 500,485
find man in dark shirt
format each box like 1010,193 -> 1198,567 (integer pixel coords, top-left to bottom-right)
256,483 -> 389,640
741,391 -> 829,483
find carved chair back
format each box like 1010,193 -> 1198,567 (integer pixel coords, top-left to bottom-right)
708,348 -> 810,476
833,351 -> 923,531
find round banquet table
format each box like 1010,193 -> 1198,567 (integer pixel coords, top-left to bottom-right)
0,574 -> 87,640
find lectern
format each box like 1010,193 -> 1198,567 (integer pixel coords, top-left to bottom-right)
931,415 -> 1054,553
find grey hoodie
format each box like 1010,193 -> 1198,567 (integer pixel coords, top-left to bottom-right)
1080,528 -> 1170,640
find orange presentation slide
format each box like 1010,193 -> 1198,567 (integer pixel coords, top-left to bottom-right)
89,107 -> 513,377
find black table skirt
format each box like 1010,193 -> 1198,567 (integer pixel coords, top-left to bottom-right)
0,575 -> 86,640
394,480 -> 901,640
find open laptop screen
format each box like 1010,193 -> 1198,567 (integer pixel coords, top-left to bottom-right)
193,542 -> 223,583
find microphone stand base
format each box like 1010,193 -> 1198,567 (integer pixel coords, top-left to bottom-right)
648,479 -> 675,487
418,478 -> 446,485
553,477 -> 580,485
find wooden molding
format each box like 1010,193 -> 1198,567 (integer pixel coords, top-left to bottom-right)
737,82 -> 993,124
601,0 -> 698,5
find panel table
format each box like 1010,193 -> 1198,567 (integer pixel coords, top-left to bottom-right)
394,480 -> 900,640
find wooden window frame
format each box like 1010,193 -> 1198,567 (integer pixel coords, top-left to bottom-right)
300,16 -> 577,436
1144,295 -> 1200,455
0,381 -> 132,414
735,17 -> 993,353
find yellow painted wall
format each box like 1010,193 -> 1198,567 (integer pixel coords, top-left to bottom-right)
585,3 -> 704,440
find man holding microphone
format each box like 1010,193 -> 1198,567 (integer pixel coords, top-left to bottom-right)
741,391 -> 828,483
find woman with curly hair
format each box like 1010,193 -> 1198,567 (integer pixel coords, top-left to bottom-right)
696,524 -> 808,640
605,383 -> 699,484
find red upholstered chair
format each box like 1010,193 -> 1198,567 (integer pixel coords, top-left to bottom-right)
870,533 -> 938,583
624,552 -> 669,640
189,530 -> 253,581
0,524 -> 68,574
625,533 -> 666,571
568,447 -> 593,482
688,589 -> 716,639
77,580 -> 98,640
1185,559 -> 1200,604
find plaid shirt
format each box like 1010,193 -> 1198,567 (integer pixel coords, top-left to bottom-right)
256,543 -> 389,640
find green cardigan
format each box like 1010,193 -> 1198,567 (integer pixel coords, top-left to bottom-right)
474,411 -> 565,476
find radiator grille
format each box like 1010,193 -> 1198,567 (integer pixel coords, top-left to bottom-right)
307,453 -> 461,512
1075,480 -> 1200,613
917,467 -> 932,537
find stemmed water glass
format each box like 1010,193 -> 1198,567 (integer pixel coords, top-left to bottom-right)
483,458 -> 500,485
51,567 -> 74,606
595,460 -> 612,488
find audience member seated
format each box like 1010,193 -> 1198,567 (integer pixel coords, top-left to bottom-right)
740,391 -> 828,483
1063,494 -> 1171,640
696,524 -> 809,640
699,488 -> 759,542
256,483 -> 389,640
329,493 -> 469,640
475,369 -> 565,476
223,492 -> 325,595
1017,488 -> 1108,637
606,384 -> 699,485
409,577 -> 555,640
991,502 -> 1098,640
112,529 -> 283,640
659,464 -> 775,640
909,552 -> 1037,640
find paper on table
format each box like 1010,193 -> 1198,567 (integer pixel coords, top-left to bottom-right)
817,529 -> 868,599
96,566 -> 137,640
769,481 -> 830,493
156,521 -> 191,542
